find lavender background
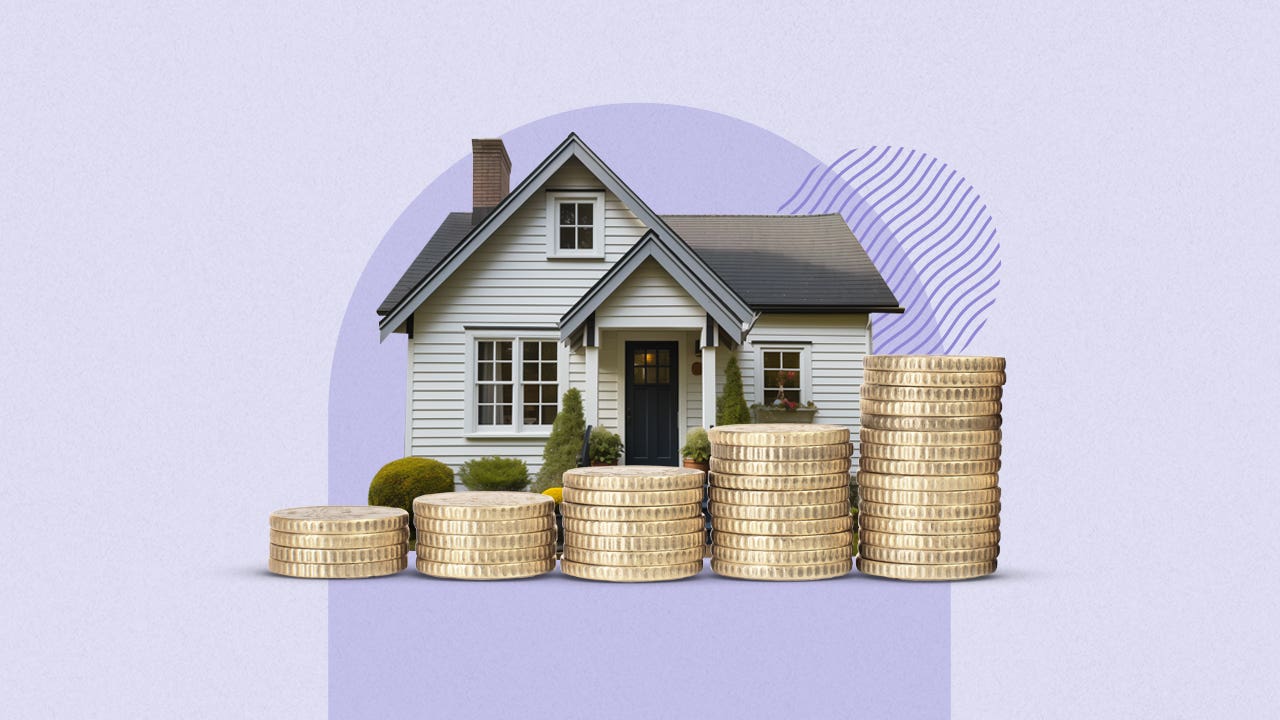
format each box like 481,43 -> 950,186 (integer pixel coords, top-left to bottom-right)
4,4 -> 1279,719
327,105 -> 950,719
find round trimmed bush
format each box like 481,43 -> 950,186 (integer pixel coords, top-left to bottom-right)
369,457 -> 454,538
458,456 -> 530,491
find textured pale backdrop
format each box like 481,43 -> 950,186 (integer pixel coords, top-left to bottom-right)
3,3 -> 1278,718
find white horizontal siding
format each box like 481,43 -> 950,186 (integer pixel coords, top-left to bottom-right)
405,160 -> 648,482
595,258 -> 705,329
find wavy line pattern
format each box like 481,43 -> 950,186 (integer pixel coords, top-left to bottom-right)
778,147 -> 1000,355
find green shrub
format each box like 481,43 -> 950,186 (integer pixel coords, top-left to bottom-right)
716,355 -> 751,426
588,427 -> 624,464
680,428 -> 711,463
368,456 -> 454,539
534,387 -> 585,492
459,456 -> 530,491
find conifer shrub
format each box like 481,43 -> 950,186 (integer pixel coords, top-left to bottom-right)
534,388 -> 585,492
716,355 -> 751,426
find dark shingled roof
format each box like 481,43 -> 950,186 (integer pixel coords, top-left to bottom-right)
664,214 -> 900,311
377,211 -> 900,317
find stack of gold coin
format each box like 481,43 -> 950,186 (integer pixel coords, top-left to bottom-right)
856,355 -> 1006,581
413,491 -> 557,580
559,465 -> 706,582
707,424 -> 855,581
268,506 -> 409,578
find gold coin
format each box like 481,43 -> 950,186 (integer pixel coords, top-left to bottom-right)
561,502 -> 702,522
859,500 -> 1000,520
269,506 -> 408,534
710,457 -> 851,477
562,516 -> 704,537
269,543 -> 407,564
710,443 -> 850,462
708,486 -> 848,506
415,515 -> 555,535
711,544 -> 852,565
860,457 -> 1001,476
859,487 -> 1001,506
863,369 -> 1006,387
711,514 -> 853,536
416,544 -> 554,565
707,423 -> 850,447
860,544 -> 999,564
562,545 -> 704,567
859,514 -> 1000,535
416,557 -> 555,580
860,428 -> 1001,447
561,487 -> 704,507
861,398 -> 1001,417
711,558 -> 852,581
560,559 -> 702,582
412,491 -> 553,520
861,413 -> 1002,431
709,471 -> 850,491
856,470 -> 999,492
859,530 -> 1000,550
269,527 -> 409,549
712,529 -> 853,551
565,530 -> 705,552
856,556 -> 997,581
268,556 -> 407,579
864,355 -> 1006,373
562,465 -> 704,491
859,442 -> 1000,462
709,500 -> 850,521
862,384 -> 1003,403
416,528 -> 555,550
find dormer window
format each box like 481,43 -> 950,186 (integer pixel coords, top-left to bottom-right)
546,191 -> 605,258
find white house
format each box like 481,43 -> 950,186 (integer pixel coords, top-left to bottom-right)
377,134 -> 901,477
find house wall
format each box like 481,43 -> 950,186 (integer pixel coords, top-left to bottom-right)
405,158 -> 649,483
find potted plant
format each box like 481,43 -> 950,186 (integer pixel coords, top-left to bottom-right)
750,370 -> 819,423
680,428 -> 711,473
588,427 -> 624,466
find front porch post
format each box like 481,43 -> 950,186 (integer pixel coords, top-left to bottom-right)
701,344 -> 717,429
584,345 -> 599,426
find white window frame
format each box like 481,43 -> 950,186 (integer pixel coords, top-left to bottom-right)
464,331 -> 567,437
754,343 -> 813,406
546,191 -> 605,259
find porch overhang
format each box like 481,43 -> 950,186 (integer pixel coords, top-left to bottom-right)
559,230 -> 753,347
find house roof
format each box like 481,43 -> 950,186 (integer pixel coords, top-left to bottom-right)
664,214 -> 902,312
376,134 -> 902,338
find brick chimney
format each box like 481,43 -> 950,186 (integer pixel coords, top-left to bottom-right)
471,138 -> 511,212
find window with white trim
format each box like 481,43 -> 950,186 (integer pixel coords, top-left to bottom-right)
546,191 -> 605,258
473,336 -> 560,431
756,345 -> 811,406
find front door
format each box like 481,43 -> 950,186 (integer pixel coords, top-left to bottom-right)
624,341 -> 679,466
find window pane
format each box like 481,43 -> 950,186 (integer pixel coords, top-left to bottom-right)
478,406 -> 493,425
524,405 -> 539,424
657,367 -> 670,385
559,203 -> 575,225
658,349 -> 670,366
498,362 -> 512,382
479,342 -> 494,361
479,362 -> 493,381
523,341 -> 539,360
577,227 -> 593,249
783,352 -> 801,370
523,362 -> 538,381
500,385 -> 513,404
763,351 -> 780,369
633,351 -> 644,366
541,406 -> 557,425
540,362 -> 555,381
541,384 -> 557,403
784,389 -> 801,404
541,342 -> 556,360
577,202 -> 592,224
523,385 -> 539,404
499,406 -> 512,425
559,227 -> 575,249
763,369 -> 779,389
633,366 -> 644,384
498,342 -> 513,361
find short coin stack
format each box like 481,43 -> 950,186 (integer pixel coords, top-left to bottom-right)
560,465 -> 706,582
269,506 -> 409,578
414,491 -> 557,580
856,355 -> 1006,581
708,424 -> 855,581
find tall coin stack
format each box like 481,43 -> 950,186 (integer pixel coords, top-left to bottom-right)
856,355 -> 1006,581
414,491 -> 557,580
707,424 -> 855,581
269,506 -> 409,578
560,466 -> 706,582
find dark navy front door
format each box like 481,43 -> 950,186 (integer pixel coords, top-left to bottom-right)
624,341 -> 679,466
